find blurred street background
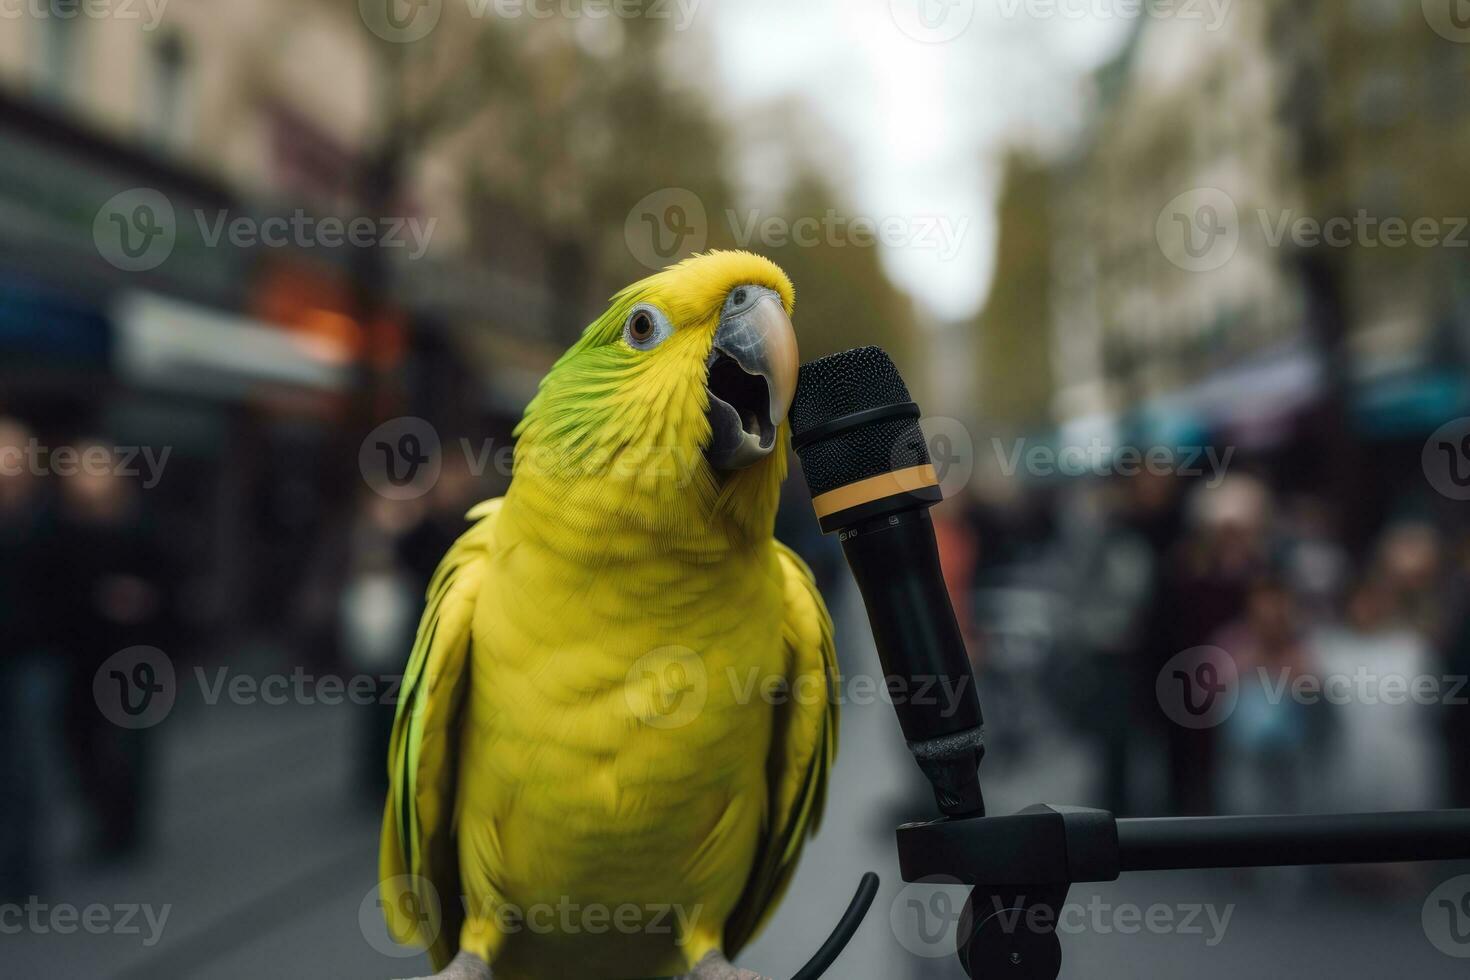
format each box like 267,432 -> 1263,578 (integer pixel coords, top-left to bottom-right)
5,1 -> 1470,977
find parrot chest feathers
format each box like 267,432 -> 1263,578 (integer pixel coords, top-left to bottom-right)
457,533 -> 788,916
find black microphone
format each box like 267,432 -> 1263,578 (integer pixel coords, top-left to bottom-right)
790,346 -> 985,817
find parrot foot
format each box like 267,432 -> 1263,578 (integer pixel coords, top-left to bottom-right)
396,950 -> 493,980
677,950 -> 772,980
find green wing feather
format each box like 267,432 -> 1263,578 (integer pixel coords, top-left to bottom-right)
379,498 -> 501,971
724,542 -> 840,956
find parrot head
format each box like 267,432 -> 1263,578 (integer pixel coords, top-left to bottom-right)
514,251 -> 799,539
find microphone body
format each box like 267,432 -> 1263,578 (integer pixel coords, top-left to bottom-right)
791,347 -> 985,817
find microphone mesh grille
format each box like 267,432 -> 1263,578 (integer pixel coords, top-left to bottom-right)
790,347 -> 931,497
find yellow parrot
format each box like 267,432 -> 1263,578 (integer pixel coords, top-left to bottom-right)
379,251 -> 838,980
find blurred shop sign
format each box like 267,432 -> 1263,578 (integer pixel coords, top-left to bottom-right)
112,291 -> 349,399
0,94 -> 246,306
0,276 -> 110,368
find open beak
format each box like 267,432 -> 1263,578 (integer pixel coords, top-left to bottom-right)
703,285 -> 798,471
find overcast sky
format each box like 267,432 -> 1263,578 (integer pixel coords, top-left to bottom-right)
694,0 -> 1132,322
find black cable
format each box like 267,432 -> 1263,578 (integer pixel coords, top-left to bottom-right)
791,871 -> 881,980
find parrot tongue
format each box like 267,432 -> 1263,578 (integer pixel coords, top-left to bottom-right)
705,349 -> 776,468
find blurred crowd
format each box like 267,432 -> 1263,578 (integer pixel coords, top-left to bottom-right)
0,410 -> 494,906
11,397 -> 1470,906
934,463 -> 1470,844
0,415 -> 176,903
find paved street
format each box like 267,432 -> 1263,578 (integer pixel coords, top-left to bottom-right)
10,604 -> 1470,978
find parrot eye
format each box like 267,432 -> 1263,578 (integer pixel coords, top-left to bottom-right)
630,312 -> 654,342
623,304 -> 672,351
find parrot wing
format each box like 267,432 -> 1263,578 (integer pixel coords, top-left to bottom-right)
724,541 -> 840,956
379,497 -> 501,970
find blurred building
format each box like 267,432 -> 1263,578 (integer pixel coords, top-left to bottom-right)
1272,0 -> 1470,437
1049,7 -> 1305,437
982,3 -> 1470,538
976,151 -> 1055,435
0,2 -> 563,631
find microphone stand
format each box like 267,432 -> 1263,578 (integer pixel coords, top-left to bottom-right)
897,793 -> 1470,977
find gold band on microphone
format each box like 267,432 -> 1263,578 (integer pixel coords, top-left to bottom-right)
810,464 -> 941,519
